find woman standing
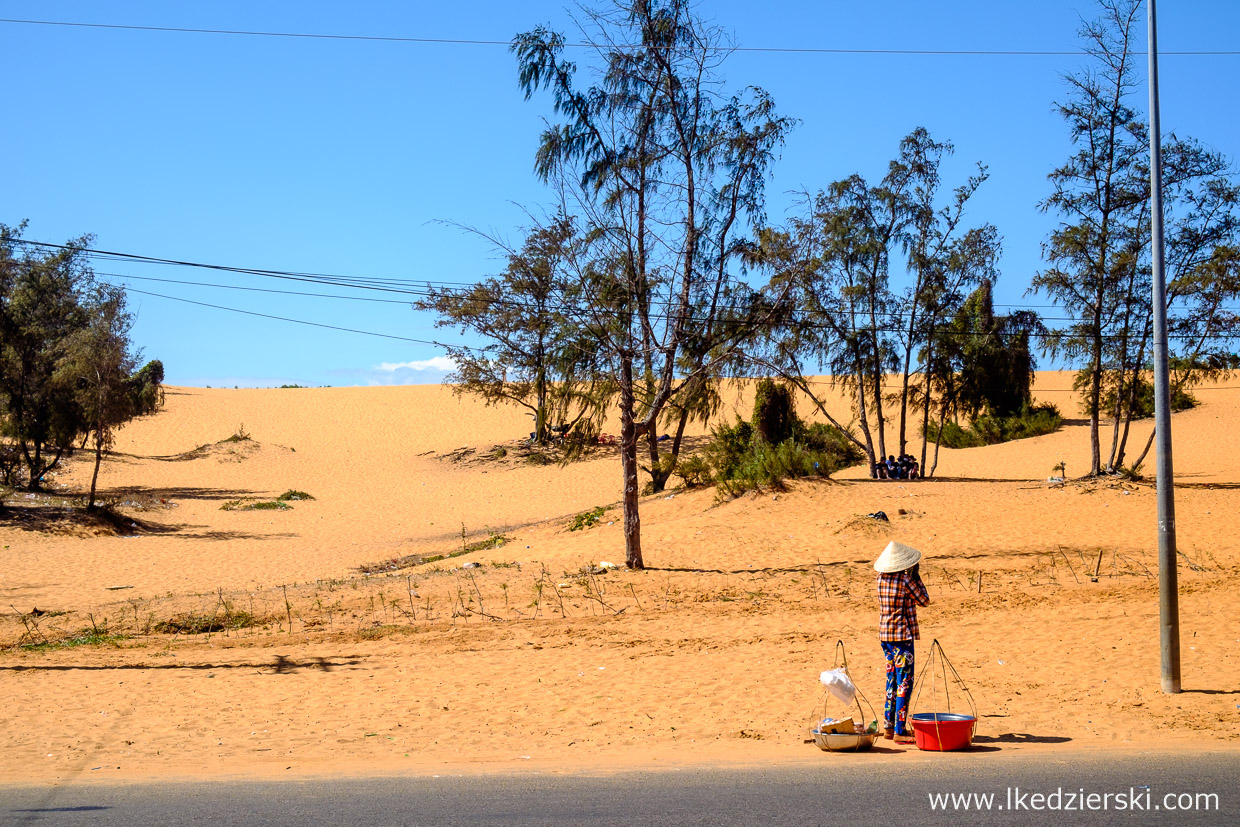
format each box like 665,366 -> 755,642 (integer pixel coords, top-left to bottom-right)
874,541 -> 931,743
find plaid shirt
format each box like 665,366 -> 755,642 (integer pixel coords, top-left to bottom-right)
877,569 -> 931,642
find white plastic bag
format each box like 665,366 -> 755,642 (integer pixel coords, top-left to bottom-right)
819,669 -> 857,706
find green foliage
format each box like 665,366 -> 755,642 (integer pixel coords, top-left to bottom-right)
675,454 -> 712,487
1093,373 -> 1197,419
927,403 -> 1063,448
20,628 -> 129,652
751,378 -> 795,445
221,499 -> 291,511
950,281 -> 1041,419
704,414 -> 863,497
568,505 -> 607,531
415,214 -> 610,447
277,489 -> 314,502
462,528 -> 511,552
129,360 -> 165,415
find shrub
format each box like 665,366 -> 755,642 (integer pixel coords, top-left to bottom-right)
277,489 -> 314,502
568,505 -> 607,531
676,454 -> 712,487
927,403 -> 1062,448
704,415 -> 863,498
751,379 -> 795,445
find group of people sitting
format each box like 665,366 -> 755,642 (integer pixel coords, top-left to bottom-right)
875,454 -> 920,480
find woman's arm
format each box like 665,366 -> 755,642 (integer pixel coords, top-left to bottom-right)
909,564 -> 931,606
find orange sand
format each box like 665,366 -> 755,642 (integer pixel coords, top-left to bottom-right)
1,372 -> 1237,784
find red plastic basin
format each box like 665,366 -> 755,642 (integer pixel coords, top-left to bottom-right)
910,712 -> 975,751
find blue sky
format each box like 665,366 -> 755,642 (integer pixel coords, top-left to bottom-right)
3,1 -> 1237,387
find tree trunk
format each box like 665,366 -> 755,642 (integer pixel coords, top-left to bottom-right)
929,405 -> 950,478
88,431 -> 104,510
1087,318 -> 1104,475
1131,426 -> 1156,472
853,358 -> 877,478
619,358 -> 644,570
645,425 -> 664,494
919,362 -> 933,470
648,405 -> 691,494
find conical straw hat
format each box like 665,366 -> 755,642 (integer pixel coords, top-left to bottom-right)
874,541 -> 923,573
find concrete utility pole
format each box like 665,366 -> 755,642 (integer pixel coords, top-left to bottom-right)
1147,0 -> 1181,694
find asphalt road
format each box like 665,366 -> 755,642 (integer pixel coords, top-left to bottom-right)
3,751 -> 1237,826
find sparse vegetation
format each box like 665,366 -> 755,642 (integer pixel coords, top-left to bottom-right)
20,628 -> 129,652
221,499 -> 291,511
277,489 -> 314,502
464,528 -> 511,552
568,506 -> 607,531
152,606 -> 264,635
224,423 -> 251,443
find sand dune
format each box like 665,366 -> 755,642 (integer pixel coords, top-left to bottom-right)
1,373 -> 1237,783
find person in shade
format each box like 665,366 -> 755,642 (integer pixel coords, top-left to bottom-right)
874,541 -> 931,743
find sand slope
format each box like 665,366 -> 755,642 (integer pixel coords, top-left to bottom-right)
1,375 -> 1237,783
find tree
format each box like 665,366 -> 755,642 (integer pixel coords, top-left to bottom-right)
1033,0 -> 1240,475
512,0 -> 794,568
748,128 -> 996,476
60,284 -> 138,509
416,214 -> 608,446
921,281 -> 1046,475
0,224 -> 162,499
0,224 -> 93,490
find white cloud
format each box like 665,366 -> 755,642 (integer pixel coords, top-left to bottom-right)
374,356 -> 457,373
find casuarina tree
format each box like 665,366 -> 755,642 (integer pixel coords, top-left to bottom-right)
512,0 -> 794,568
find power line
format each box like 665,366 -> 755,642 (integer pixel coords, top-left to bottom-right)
119,286 -> 458,349
96,272 -> 420,305
15,238 -> 1240,344
24,238 -> 1240,322
1,17 -> 1236,56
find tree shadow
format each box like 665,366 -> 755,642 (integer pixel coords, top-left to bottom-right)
1181,688 -> 1240,695
101,485 -> 262,504
0,504 -> 150,536
1176,482 -> 1240,490
0,657 -> 365,673
0,501 -> 296,541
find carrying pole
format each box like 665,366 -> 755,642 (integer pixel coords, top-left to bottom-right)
1147,0 -> 1181,694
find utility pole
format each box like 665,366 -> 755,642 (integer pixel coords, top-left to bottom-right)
1147,0 -> 1181,694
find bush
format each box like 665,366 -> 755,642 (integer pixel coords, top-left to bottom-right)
277,489 -> 314,502
675,454 -> 712,487
927,403 -> 1062,448
704,415 -> 863,498
751,379 -> 795,445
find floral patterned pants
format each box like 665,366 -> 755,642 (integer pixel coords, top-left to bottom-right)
882,639 -> 915,735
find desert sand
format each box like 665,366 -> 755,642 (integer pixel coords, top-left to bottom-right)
1,371 -> 1237,785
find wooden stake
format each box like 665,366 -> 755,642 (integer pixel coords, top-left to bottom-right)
282,584 -> 293,635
